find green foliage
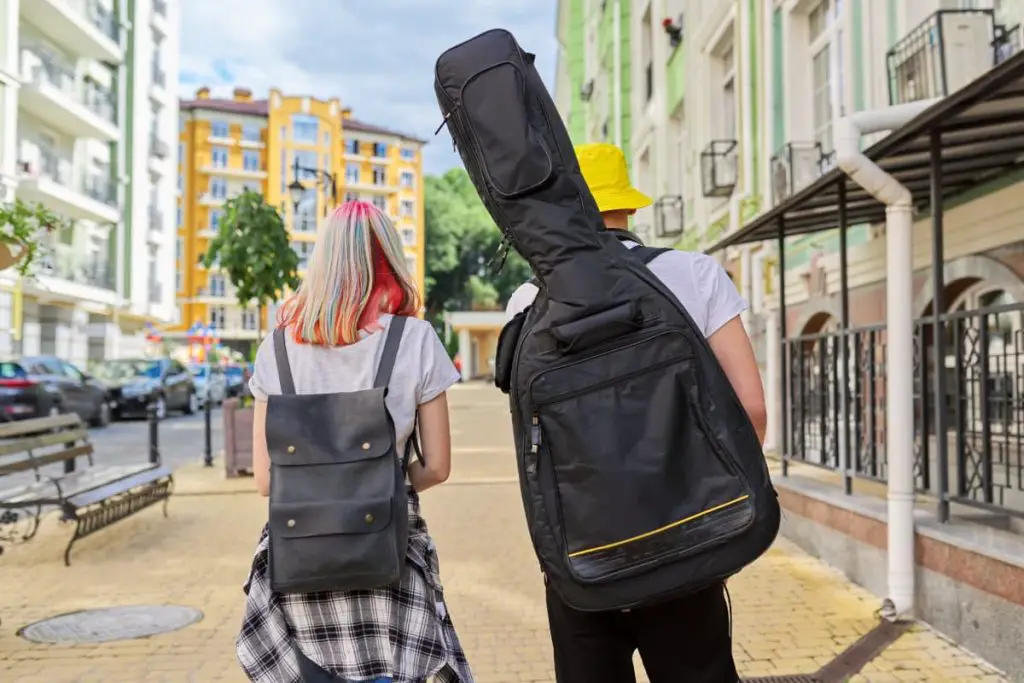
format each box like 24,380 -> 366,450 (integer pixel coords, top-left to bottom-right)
202,190 -> 300,335
423,169 -> 532,315
0,198 -> 67,275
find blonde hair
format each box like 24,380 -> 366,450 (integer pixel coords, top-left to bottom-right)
276,201 -> 420,346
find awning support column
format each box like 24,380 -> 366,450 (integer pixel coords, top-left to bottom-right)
838,181 -> 852,495
930,130 -> 950,523
778,217 -> 788,477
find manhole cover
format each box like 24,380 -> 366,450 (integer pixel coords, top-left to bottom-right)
18,605 -> 203,644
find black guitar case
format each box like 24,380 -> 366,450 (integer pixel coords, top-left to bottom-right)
434,28 -> 780,612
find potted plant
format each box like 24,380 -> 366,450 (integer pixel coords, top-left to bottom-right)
0,199 -> 64,275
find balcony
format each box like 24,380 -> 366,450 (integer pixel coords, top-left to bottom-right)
150,135 -> 169,159
19,51 -> 118,142
20,0 -> 122,64
38,245 -> 116,292
16,152 -> 119,224
150,0 -> 168,34
203,162 -> 267,180
886,9 -> 1021,106
699,140 -> 738,198
770,142 -> 826,206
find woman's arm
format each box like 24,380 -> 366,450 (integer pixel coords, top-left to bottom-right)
252,399 -> 271,496
407,392 -> 453,493
708,316 -> 768,445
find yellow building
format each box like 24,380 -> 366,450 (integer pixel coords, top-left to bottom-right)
174,87 -> 426,351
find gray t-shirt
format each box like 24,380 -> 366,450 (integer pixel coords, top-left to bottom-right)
504,241 -> 748,337
249,314 -> 460,459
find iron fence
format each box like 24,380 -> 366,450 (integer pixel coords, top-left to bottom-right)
782,303 -> 1024,519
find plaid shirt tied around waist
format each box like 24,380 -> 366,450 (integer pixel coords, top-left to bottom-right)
236,491 -> 474,683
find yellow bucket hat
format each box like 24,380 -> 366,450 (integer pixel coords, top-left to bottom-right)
575,143 -> 652,213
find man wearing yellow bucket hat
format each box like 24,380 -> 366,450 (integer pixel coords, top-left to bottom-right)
505,143 -> 766,682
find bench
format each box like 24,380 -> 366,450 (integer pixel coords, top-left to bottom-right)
0,413 -> 173,566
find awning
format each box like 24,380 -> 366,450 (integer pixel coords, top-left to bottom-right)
706,50 -> 1024,254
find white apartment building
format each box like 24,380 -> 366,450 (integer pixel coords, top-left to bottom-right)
0,0 -> 179,366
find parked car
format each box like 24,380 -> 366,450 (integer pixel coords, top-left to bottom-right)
0,357 -> 111,426
92,358 -> 198,419
189,363 -> 227,407
223,364 -> 251,398
13,355 -> 113,427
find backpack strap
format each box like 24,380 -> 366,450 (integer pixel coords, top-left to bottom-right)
272,328 -> 296,395
373,315 -> 408,390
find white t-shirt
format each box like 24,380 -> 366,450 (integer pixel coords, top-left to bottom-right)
504,241 -> 748,338
249,314 -> 460,459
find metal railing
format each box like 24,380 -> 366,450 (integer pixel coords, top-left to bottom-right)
699,140 -> 738,198
83,173 -> 116,206
40,248 -> 116,290
89,0 -> 119,42
782,302 -> 1024,519
886,10 -> 1003,106
24,50 -> 115,122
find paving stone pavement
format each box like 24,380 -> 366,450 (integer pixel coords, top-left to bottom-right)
0,382 -> 1010,682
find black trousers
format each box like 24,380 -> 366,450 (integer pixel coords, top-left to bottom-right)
545,582 -> 740,683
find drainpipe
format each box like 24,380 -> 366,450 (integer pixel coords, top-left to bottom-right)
833,97 -> 941,621
612,0 -> 623,148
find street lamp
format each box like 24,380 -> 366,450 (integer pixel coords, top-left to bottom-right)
288,158 -> 338,217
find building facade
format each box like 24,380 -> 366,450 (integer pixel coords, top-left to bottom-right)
175,87 -> 426,351
0,0 -> 179,367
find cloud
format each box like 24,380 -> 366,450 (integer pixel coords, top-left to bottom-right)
178,0 -> 558,175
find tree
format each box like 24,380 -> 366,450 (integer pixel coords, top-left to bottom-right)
0,198 -> 66,275
202,190 -> 300,340
423,169 -> 531,318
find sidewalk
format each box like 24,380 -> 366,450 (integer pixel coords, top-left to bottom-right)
0,383 -> 1009,682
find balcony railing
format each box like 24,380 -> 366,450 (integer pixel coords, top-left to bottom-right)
40,247 -> 116,290
150,135 -> 169,158
699,140 -> 738,198
782,302 -> 1024,521
24,50 -> 115,122
89,0 -> 119,43
886,10 -> 1020,106
83,174 -> 116,206
770,142 -> 825,206
152,64 -> 166,88
153,0 -> 167,17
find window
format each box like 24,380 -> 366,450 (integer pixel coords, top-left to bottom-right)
372,166 -> 387,185
211,146 -> 228,168
176,237 -> 184,261
176,270 -> 182,292
210,306 -> 226,327
405,255 -> 416,277
809,0 -> 844,153
345,163 -> 360,184
209,275 -> 226,297
400,147 -> 416,161
178,173 -> 183,192
293,150 -> 318,180
372,195 -> 387,211
292,241 -> 315,269
372,142 -> 388,158
243,150 -> 260,171
291,114 -> 319,144
323,131 -> 331,146
210,209 -> 224,230
177,205 -> 182,226
401,228 -> 416,245
242,308 -> 258,330
719,44 -> 736,140
344,191 -> 358,203
210,178 -> 227,198
400,199 -> 415,217
211,121 -> 229,138
400,171 -> 415,188
345,139 -> 360,154
242,124 -> 262,143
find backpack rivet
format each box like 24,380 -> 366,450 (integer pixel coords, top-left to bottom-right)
287,445 -> 296,453
364,513 -> 374,524
286,519 -> 296,528
362,442 -> 371,450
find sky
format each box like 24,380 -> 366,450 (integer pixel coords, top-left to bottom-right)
178,0 -> 559,176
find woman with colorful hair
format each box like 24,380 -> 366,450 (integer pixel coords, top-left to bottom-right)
236,201 -> 474,683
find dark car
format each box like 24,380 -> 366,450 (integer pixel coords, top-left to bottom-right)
223,364 -> 251,398
92,357 -> 198,420
11,355 -> 113,427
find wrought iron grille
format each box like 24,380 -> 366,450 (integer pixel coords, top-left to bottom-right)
700,140 -> 738,198
886,10 -> 998,106
782,303 -> 1024,518
770,142 -> 824,207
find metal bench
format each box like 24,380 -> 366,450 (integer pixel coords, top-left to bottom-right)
0,413 -> 173,566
